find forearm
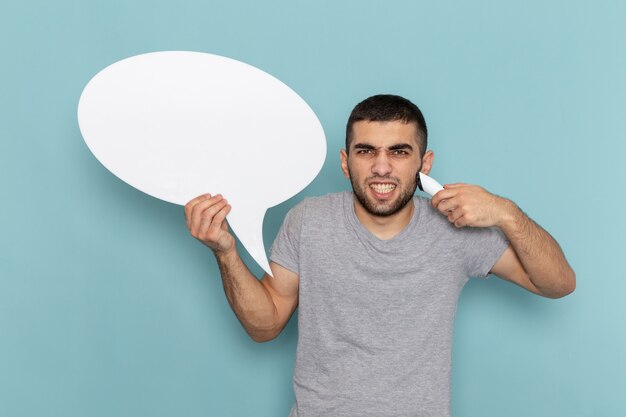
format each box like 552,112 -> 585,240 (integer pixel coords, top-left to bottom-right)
498,199 -> 576,298
214,249 -> 279,341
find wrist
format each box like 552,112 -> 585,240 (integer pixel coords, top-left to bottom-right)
496,198 -> 521,230
213,246 -> 238,262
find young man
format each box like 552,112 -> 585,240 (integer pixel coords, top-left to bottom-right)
185,95 -> 575,417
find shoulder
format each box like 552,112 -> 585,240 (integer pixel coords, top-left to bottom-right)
414,195 -> 484,240
414,195 -> 508,247
414,195 -> 451,229
280,191 -> 346,225
291,191 -> 347,216
276,192 -> 347,243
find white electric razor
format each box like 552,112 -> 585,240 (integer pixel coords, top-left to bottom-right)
416,172 -> 444,196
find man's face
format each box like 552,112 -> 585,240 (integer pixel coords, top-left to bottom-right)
341,120 -> 433,217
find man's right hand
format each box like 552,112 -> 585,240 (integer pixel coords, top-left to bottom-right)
184,194 -> 234,253
185,193 -> 300,343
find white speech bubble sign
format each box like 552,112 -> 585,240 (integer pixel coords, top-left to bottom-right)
78,51 -> 326,275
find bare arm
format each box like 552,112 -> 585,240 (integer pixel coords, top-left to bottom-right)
185,194 -> 299,342
490,200 -> 575,298
431,184 -> 576,298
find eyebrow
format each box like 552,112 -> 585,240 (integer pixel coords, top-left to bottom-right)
352,143 -> 414,151
388,144 -> 414,151
353,143 -> 377,150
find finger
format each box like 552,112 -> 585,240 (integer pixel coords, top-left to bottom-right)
190,195 -> 224,233
195,201 -> 227,241
196,197 -> 227,227
220,206 -> 232,231
443,183 -> 467,189
445,208 -> 466,227
189,194 -> 219,231
209,204 -> 231,235
198,200 -> 228,242
436,197 -> 459,214
200,199 -> 228,228
453,215 -> 467,228
431,188 -> 458,208
185,193 -> 212,211
447,207 -> 465,224
185,193 -> 211,223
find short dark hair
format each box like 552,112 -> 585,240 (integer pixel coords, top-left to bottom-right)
345,94 -> 428,156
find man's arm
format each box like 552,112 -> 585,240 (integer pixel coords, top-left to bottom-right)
431,184 -> 576,298
185,194 -> 299,342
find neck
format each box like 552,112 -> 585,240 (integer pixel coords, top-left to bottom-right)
353,197 -> 414,240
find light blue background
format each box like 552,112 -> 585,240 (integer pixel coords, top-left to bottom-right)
1,1 -> 625,416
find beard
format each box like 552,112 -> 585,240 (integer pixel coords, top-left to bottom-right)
348,168 -> 418,217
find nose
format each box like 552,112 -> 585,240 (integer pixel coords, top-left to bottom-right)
371,152 -> 392,176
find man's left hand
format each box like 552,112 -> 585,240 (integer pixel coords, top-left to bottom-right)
431,183 -> 512,228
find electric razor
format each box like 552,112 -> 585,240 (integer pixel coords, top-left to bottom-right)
416,172 -> 444,196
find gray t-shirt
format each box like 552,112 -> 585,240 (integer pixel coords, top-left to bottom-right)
270,191 -> 509,417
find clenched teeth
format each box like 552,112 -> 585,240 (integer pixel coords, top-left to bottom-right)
370,183 -> 396,193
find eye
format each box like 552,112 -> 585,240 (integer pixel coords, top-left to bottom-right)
390,149 -> 409,156
356,149 -> 375,155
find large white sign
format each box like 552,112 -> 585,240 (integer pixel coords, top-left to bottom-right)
78,51 -> 327,275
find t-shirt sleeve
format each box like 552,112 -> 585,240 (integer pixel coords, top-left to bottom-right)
269,200 -> 306,276
462,226 -> 510,279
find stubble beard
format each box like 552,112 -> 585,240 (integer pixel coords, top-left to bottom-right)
348,167 -> 418,217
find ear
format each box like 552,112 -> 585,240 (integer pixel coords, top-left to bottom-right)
419,150 -> 434,175
340,149 -> 350,179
